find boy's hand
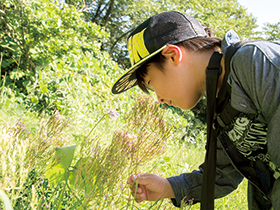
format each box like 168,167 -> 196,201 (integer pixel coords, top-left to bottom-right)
127,173 -> 175,203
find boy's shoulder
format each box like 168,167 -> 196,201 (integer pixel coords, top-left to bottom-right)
235,41 -> 280,69
222,30 -> 280,69
223,34 -> 280,115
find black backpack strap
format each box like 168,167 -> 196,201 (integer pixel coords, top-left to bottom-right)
201,52 -> 223,210
201,41 -> 256,210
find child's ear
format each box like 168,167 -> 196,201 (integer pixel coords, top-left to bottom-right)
161,45 -> 182,65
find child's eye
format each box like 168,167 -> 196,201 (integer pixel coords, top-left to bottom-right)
145,80 -> 150,87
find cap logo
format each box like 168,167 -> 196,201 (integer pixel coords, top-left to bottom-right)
127,28 -> 149,66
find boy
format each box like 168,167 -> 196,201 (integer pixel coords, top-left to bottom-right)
111,11 -> 280,209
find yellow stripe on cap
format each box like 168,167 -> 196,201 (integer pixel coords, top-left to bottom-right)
127,28 -> 149,66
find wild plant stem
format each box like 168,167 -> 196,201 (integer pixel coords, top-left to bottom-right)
55,170 -> 70,210
0,73 -> 6,103
131,176 -> 139,210
86,114 -> 105,139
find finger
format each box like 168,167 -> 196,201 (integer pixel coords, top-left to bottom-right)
137,186 -> 142,193
129,184 -> 139,194
126,186 -> 144,203
127,174 -> 137,184
129,182 -> 142,194
135,192 -> 146,203
127,178 -> 132,184
129,183 -> 136,193
127,175 -> 133,184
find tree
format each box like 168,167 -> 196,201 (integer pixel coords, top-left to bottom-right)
0,0 -> 107,91
67,0 -> 258,71
262,21 -> 280,42
0,0 -> 121,115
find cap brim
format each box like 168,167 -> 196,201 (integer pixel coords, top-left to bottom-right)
111,45 -> 166,94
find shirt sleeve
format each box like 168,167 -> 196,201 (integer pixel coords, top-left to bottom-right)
230,41 -> 280,209
167,140 -> 244,207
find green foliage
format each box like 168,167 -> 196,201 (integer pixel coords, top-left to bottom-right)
0,94 -> 175,209
67,0 -> 258,71
45,145 -> 76,186
0,0 -> 123,119
0,101 -> 247,209
262,21 -> 280,41
0,0 -> 107,75
175,0 -> 258,39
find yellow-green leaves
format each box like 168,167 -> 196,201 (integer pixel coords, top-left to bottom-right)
45,145 -> 76,186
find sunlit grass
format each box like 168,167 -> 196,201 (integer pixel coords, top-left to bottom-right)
0,94 -> 248,209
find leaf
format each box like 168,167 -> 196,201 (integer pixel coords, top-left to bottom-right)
0,190 -> 13,210
31,96 -> 38,104
35,66 -> 41,71
39,82 -> 49,94
1,60 -> 10,68
163,156 -> 171,162
57,63 -> 63,70
45,145 -> 76,186
23,81 -> 30,87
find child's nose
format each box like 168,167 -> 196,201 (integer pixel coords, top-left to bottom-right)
157,95 -> 164,103
157,96 -> 173,106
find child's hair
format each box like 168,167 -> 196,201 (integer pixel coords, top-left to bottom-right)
136,26 -> 222,93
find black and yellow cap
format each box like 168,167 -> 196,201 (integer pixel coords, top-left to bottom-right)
111,11 -> 207,94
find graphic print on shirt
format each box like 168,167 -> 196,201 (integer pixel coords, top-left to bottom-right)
225,113 -> 280,179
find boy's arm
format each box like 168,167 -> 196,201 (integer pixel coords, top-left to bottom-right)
167,139 -> 243,207
127,173 -> 175,203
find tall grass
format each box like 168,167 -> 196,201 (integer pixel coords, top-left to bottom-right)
0,92 -> 248,209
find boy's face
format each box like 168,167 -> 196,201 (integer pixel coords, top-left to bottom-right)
143,46 -> 206,110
